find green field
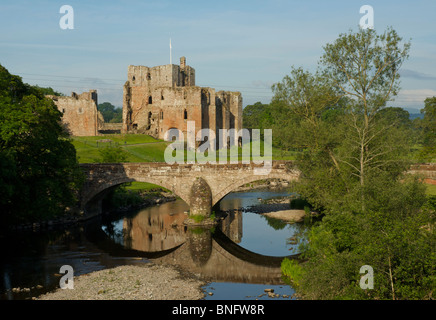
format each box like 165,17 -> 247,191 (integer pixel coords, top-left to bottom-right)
426,184 -> 436,196
72,134 -> 434,193
72,134 -> 297,164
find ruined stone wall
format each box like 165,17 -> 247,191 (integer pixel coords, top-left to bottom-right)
123,83 -> 204,139
122,57 -> 242,144
48,90 -> 101,136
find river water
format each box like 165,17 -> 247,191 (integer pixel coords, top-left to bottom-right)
0,188 -> 302,300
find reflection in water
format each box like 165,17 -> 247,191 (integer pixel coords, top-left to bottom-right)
103,200 -> 190,252
0,189 -> 299,300
187,227 -> 213,267
100,189 -> 300,287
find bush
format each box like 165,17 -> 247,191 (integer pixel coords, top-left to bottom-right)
97,144 -> 127,163
281,258 -> 305,287
290,198 -> 312,210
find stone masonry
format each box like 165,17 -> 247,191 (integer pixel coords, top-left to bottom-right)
78,161 -> 436,219
47,90 -> 104,136
79,161 -> 299,218
122,57 -> 243,148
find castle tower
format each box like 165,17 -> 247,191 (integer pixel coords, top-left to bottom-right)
122,57 -> 242,148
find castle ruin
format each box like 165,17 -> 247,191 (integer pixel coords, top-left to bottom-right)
47,57 -> 242,141
47,90 -> 104,136
122,57 -> 243,147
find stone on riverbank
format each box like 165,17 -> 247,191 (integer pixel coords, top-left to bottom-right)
261,210 -> 306,223
37,264 -> 206,300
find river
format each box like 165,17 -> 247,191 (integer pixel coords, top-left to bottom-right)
0,188 -> 303,300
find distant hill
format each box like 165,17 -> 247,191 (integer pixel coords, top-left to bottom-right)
409,113 -> 423,120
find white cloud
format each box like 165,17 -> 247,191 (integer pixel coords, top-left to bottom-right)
396,89 -> 436,103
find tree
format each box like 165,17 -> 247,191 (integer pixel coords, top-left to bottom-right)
242,102 -> 271,130
417,97 -> 436,161
271,67 -> 342,151
97,144 -> 127,163
320,27 -> 411,192
0,65 -> 83,225
98,102 -> 122,123
274,28 -> 413,213
31,85 -> 64,97
275,28 -> 435,299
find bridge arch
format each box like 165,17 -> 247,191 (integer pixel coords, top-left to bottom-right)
80,163 -> 193,216
79,162 -> 300,218
211,172 -> 298,207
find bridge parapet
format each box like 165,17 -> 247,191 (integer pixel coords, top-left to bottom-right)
79,161 -> 299,218
79,161 -> 435,219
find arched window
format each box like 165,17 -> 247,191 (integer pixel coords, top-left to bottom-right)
160,110 -> 163,120
148,96 -> 152,104
184,109 -> 187,120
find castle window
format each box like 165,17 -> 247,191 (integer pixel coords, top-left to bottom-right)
148,96 -> 152,104
132,76 -> 135,81
161,95 -> 164,100
62,108 -> 65,114
160,111 -> 163,120
146,73 -> 151,80
184,109 -> 187,120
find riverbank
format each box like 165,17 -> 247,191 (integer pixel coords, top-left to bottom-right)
6,190 -> 177,233
37,263 -> 206,300
242,194 -> 319,223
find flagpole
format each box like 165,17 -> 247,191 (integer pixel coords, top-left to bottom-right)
170,38 -> 172,65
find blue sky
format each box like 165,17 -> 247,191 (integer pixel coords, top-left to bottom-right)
1,0 -> 435,111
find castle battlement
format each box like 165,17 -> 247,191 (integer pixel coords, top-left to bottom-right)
127,57 -> 195,88
122,57 -> 242,147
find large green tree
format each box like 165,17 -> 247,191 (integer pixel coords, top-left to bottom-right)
275,28 -> 435,299
0,65 -> 83,225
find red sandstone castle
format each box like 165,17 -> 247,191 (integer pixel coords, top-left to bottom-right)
48,57 -> 243,142
122,57 -> 242,143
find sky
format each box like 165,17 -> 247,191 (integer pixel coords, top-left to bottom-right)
1,0 -> 436,112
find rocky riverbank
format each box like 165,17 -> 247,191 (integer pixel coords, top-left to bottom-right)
37,263 -> 206,300
242,195 -> 318,223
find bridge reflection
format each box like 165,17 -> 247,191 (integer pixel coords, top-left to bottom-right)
89,199 -> 299,285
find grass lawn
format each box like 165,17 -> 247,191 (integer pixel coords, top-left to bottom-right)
73,134 -> 299,164
72,135 -> 170,163
73,134 -> 159,145
426,184 -> 436,196
123,181 -> 170,192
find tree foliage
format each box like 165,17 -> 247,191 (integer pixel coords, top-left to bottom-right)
0,65 -> 83,225
273,28 -> 435,299
97,144 -> 128,163
417,97 -> 436,161
98,102 -> 122,123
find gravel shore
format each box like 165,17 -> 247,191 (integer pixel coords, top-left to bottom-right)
37,263 -> 207,300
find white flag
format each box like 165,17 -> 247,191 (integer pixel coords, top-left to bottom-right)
169,38 -> 172,64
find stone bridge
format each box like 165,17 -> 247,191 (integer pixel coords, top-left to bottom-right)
79,161 -> 436,218
79,161 -> 300,217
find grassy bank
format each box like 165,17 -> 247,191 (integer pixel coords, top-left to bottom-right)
426,184 -> 436,196
72,134 -> 297,164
